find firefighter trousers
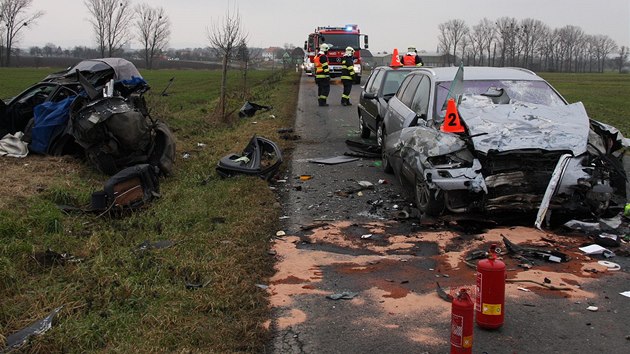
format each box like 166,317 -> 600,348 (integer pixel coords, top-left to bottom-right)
341,79 -> 353,104
315,77 -> 330,103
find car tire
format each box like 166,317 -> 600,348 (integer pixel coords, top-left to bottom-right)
358,111 -> 371,139
415,174 -> 445,216
378,122 -> 393,173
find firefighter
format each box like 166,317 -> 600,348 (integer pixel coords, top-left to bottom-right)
402,46 -> 424,67
340,46 -> 356,106
314,43 -> 331,106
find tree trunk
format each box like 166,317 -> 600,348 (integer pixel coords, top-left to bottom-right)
220,55 -> 229,122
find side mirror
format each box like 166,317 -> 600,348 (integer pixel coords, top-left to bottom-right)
363,92 -> 377,100
303,41 -> 307,50
364,35 -> 369,49
410,113 -> 427,127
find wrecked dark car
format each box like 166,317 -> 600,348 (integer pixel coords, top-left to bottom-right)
357,66 -> 419,141
0,58 -> 176,176
381,66 -> 629,223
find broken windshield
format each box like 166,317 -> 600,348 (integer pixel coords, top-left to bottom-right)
435,80 -> 566,120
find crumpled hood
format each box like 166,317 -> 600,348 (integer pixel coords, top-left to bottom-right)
458,97 -> 590,155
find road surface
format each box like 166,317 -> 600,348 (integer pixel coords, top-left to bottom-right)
267,74 -> 630,353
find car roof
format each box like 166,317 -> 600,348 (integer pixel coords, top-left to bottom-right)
373,66 -> 421,72
408,66 -> 545,82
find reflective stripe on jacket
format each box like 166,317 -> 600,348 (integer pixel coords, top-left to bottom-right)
315,53 -> 330,78
340,55 -> 356,81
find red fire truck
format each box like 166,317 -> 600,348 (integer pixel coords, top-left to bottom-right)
303,24 -> 369,84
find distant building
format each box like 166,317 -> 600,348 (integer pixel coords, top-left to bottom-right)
262,47 -> 283,61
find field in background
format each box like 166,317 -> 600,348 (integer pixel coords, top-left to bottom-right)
541,72 -> 630,135
0,68 -> 628,352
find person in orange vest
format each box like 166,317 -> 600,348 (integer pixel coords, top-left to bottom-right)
401,46 -> 424,67
340,46 -> 356,106
314,43 -> 331,106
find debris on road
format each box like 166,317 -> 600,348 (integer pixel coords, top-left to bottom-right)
308,156 -> 359,165
502,235 -> 569,263
579,244 -> 615,258
597,260 -> 621,271
620,291 -> 630,298
345,139 -> 380,158
586,306 -> 599,312
326,291 -> 358,300
506,279 -> 572,291
299,222 -> 329,231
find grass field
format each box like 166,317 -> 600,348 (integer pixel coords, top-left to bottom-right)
0,67 -> 628,352
0,67 -> 299,352
540,72 -> 630,135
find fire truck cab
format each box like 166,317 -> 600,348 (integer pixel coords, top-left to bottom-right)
304,24 -> 368,84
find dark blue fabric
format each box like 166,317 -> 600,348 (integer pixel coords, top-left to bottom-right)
31,96 -> 76,154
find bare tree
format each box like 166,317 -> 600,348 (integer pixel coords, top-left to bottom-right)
592,34 -> 617,73
469,19 -> 493,66
85,0 -> 134,57
438,19 -> 469,66
135,3 -> 170,69
0,0 -> 43,66
518,19 -> 547,69
207,5 -> 248,123
494,17 -> 519,66
616,46 -> 628,73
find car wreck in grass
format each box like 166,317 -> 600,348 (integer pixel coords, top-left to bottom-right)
381,66 -> 629,223
0,58 -> 176,177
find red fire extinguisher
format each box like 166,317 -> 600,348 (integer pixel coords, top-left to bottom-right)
476,244 -> 506,329
450,288 -> 474,354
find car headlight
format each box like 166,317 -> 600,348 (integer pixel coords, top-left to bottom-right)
354,64 -> 361,74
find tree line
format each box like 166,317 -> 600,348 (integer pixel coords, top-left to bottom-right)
0,0 -> 170,69
438,17 -> 629,73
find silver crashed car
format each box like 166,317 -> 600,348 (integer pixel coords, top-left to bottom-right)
381,66 -> 629,223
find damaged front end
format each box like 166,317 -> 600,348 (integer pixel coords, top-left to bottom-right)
397,97 -> 628,218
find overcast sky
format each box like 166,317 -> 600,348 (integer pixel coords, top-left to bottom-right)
17,0 -> 630,53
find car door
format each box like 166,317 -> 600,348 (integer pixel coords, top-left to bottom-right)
400,74 -> 432,186
385,74 -> 422,134
360,68 -> 383,131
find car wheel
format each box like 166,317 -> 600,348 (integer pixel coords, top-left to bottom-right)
358,111 -> 371,139
415,174 -> 445,216
378,122 -> 393,173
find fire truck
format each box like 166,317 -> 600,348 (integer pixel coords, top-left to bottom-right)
303,24 -> 369,84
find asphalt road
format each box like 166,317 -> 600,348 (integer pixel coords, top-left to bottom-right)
267,74 -> 630,354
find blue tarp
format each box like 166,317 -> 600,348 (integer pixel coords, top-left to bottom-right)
30,96 -> 76,154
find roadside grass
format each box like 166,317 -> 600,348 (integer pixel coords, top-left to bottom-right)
0,67 -> 299,352
541,72 -> 630,135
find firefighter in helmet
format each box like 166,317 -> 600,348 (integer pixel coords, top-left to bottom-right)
402,46 -> 424,67
340,46 -> 356,106
314,43 -> 331,106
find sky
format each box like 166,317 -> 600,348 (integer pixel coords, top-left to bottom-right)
15,0 -> 630,53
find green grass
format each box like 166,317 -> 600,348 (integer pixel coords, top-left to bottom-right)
540,72 -> 630,136
0,67 -> 299,352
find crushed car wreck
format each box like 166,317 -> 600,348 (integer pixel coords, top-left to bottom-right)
0,58 -> 176,176
381,66 -> 629,221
